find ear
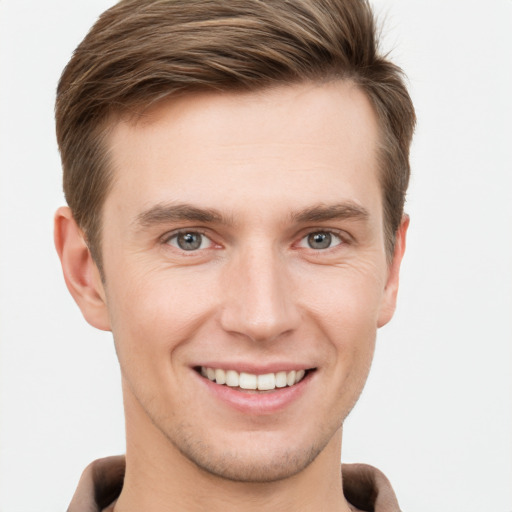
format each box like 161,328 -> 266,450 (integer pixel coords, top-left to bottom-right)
54,206 -> 111,331
377,214 -> 409,328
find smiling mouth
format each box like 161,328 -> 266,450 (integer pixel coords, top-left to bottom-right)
196,366 -> 314,392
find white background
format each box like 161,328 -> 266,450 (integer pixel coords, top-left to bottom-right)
0,1 -> 511,510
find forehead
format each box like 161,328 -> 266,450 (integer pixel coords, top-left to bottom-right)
104,81 -> 382,223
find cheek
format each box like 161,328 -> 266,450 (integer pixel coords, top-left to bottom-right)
300,259 -> 387,329
299,263 -> 383,378
105,265 -> 218,360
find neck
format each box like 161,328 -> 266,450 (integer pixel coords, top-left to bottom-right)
115,385 -> 352,512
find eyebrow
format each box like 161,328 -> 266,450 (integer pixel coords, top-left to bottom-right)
134,201 -> 369,230
135,203 -> 229,228
291,202 -> 370,224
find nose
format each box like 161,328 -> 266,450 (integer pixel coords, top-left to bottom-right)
219,244 -> 300,343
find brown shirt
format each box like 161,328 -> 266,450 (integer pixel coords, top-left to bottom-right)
67,456 -> 402,512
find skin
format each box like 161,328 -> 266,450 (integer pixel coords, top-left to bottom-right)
55,81 -> 408,512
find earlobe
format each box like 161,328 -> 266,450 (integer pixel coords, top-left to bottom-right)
377,214 -> 409,328
54,206 -> 111,331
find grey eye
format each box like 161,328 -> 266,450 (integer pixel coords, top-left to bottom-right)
299,231 -> 342,250
307,232 -> 332,249
178,232 -> 202,250
168,231 -> 211,251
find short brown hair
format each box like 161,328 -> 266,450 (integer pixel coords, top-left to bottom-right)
56,0 -> 415,269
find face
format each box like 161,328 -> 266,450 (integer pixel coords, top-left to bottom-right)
82,82 -> 405,482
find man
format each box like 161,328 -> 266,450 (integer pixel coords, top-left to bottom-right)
54,0 -> 415,510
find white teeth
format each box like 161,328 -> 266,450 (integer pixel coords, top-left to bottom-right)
257,373 -> 276,391
225,370 -> 239,387
239,372 -> 257,390
200,367 -> 308,390
215,368 -> 226,385
275,371 -> 287,388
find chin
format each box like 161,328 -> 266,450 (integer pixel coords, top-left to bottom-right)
165,422 -> 333,483
177,440 -> 323,483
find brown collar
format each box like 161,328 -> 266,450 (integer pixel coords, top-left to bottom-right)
67,456 -> 401,512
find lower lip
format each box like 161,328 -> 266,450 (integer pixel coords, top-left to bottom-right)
197,371 -> 313,415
